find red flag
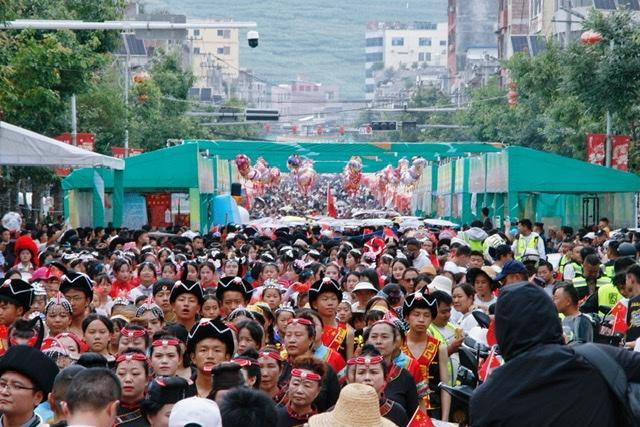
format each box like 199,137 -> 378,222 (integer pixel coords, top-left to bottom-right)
612,135 -> 631,171
407,407 -> 435,427
383,227 -> 395,238
327,184 -> 337,218
486,317 -> 497,346
478,346 -> 503,382
586,134 -> 606,165
602,300 -> 629,335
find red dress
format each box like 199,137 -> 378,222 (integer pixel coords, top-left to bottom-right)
110,279 -> 135,298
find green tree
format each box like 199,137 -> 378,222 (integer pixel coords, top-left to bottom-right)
0,0 -> 123,217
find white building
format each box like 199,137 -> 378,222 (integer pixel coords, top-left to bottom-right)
365,21 -> 448,100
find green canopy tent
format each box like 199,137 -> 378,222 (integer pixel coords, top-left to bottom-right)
62,140 -> 500,230
433,146 -> 640,228
63,140 -> 640,230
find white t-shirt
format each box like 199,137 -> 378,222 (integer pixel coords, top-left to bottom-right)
457,311 -> 480,333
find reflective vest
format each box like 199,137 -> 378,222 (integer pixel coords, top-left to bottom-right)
515,235 -> 539,260
427,323 -> 456,386
558,255 -> 572,274
603,262 -> 615,279
565,262 -> 583,279
597,283 -> 622,310
572,275 -> 611,300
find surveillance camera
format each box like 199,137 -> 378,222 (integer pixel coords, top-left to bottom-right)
247,31 -> 259,48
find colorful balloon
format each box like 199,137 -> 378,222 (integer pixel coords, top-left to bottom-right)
235,154 -> 252,178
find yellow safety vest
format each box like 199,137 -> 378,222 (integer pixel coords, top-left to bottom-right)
603,262 -> 615,279
572,275 -> 611,300
597,283 -> 622,310
515,235 -> 539,260
428,323 -> 456,386
558,255 -> 572,274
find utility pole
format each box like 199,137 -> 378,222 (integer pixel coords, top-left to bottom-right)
70,94 -> 77,147
124,52 -> 130,158
605,39 -> 615,168
565,0 -> 572,48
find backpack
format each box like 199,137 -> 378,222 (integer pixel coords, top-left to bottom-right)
573,343 -> 640,427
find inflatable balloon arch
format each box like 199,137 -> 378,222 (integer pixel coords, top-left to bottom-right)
233,154 -> 428,214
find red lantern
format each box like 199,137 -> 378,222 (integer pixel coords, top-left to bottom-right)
581,31 -> 604,45
291,125 -> 299,135
263,123 -> 272,133
317,126 -> 324,135
338,126 -> 345,135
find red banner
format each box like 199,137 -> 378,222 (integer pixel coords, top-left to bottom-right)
111,147 -> 144,159
586,133 -> 606,165
612,135 -> 631,171
146,193 -> 172,228
55,133 -> 96,176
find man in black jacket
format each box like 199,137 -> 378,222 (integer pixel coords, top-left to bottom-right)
470,282 -> 640,427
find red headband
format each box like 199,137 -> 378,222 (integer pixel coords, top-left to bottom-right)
287,318 -> 313,326
151,339 -> 181,348
55,332 -> 90,353
9,334 -> 38,348
120,327 -> 147,338
347,355 -> 384,366
231,358 -> 259,367
291,368 -> 322,382
116,353 -> 148,364
258,350 -> 282,362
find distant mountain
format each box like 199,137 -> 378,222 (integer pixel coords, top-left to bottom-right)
149,0 -> 447,99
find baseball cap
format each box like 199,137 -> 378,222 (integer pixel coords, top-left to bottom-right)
494,260 -> 528,282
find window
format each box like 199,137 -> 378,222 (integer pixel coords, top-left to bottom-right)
531,0 -> 543,15
391,37 -> 404,46
217,46 -> 230,55
440,40 -> 447,46
366,37 -> 383,47
366,52 -> 383,62
419,52 -> 432,62
193,47 -> 201,54
217,29 -> 223,36
193,29 -> 200,37
419,37 -> 432,46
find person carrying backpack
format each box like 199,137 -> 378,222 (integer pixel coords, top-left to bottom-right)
470,281 -> 640,427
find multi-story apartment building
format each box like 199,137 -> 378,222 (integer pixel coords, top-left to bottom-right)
365,21 -> 448,101
186,20 -> 240,88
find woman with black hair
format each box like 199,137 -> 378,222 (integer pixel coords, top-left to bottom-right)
347,344 -> 409,427
140,376 -> 194,427
115,348 -> 152,426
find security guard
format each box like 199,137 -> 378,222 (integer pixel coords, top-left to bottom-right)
557,240 -> 574,278
512,219 -> 546,261
572,254 -> 621,312
603,241 -> 621,279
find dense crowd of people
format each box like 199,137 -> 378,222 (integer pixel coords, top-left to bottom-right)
251,174 -> 379,219
0,211 -> 639,427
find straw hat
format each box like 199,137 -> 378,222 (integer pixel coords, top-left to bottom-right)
307,383 -> 398,427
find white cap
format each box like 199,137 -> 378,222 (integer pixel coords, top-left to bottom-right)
428,275 -> 453,296
169,397 -> 222,427
352,282 -> 378,293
